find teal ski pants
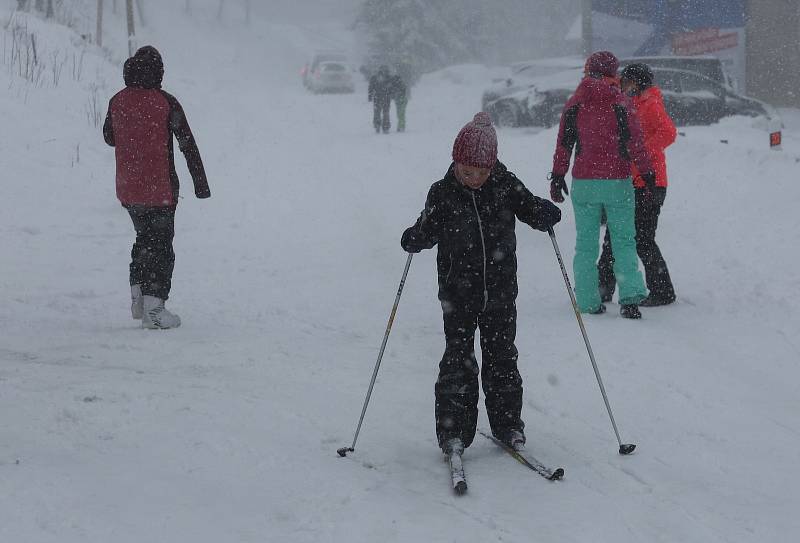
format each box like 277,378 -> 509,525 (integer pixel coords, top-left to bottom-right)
570,179 -> 647,312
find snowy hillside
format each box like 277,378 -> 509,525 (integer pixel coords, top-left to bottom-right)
2,2 -> 800,542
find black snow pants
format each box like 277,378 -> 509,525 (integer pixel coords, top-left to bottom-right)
373,99 -> 390,133
598,187 -> 675,302
435,300 -> 524,451
126,205 -> 176,300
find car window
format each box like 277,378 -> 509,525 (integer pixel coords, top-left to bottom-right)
321,63 -> 346,72
311,54 -> 347,70
653,71 -> 681,93
679,72 -> 723,98
624,57 -> 726,87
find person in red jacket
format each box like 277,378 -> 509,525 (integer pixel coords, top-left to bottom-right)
103,46 -> 210,329
598,63 -> 677,306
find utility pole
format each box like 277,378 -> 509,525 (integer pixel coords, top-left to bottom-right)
135,0 -> 146,27
582,0 -> 593,58
46,0 -> 53,18
96,0 -> 103,47
126,0 -> 136,56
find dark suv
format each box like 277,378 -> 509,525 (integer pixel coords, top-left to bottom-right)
649,68 -> 776,125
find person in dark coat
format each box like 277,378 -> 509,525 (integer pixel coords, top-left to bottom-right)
103,45 -> 209,329
368,65 -> 392,133
598,63 -> 677,306
549,51 -> 654,319
402,112 -> 562,456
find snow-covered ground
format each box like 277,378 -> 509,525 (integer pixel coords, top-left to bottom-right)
2,3 -> 800,542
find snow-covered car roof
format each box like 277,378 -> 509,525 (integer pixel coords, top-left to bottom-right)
525,68 -> 584,93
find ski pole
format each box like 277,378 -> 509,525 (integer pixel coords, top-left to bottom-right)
547,227 -> 636,455
338,253 -> 413,457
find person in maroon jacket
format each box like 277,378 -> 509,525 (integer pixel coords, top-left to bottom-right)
549,51 -> 653,319
103,46 -> 209,329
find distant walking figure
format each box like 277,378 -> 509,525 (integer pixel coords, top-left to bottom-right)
368,65 -> 392,133
390,72 -> 409,132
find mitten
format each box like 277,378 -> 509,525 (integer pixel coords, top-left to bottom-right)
549,173 -> 568,203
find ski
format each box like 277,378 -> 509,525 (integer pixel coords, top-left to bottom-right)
479,431 -> 564,481
447,452 -> 468,495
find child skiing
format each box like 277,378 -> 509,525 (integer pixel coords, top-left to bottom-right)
401,112 -> 561,459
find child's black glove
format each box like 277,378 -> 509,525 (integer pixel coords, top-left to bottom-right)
401,228 -> 428,253
534,199 -> 562,232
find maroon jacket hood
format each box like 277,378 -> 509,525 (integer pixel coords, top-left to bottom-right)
572,76 -> 620,106
551,76 -> 652,180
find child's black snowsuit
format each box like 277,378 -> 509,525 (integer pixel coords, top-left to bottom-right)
402,162 -> 560,450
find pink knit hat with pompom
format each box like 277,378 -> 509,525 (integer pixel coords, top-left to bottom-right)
584,51 -> 619,78
452,112 -> 497,169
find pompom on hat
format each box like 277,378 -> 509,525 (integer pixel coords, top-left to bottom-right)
452,112 -> 498,169
584,51 -> 619,78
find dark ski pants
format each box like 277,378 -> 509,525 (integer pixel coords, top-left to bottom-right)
373,100 -> 390,133
126,205 -> 176,300
435,300 -> 524,451
598,187 -> 675,301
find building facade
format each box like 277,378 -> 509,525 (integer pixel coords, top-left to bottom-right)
746,0 -> 800,107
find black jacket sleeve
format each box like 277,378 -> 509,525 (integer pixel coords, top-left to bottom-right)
401,186 -> 444,253
164,93 -> 210,199
509,175 -> 561,232
102,101 -> 115,147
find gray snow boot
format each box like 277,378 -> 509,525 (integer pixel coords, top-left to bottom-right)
498,429 -> 526,451
508,429 -> 526,452
131,284 -> 143,320
142,295 -> 181,329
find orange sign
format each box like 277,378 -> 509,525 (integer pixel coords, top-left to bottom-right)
672,28 -> 739,55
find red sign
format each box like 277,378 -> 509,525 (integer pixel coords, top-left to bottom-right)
672,28 -> 739,55
770,131 -> 782,148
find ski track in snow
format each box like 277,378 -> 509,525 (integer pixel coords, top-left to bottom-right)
2,2 -> 800,542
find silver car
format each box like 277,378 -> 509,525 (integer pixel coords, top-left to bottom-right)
306,61 -> 355,94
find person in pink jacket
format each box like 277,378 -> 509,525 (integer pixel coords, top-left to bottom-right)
549,51 -> 654,319
598,63 -> 677,306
